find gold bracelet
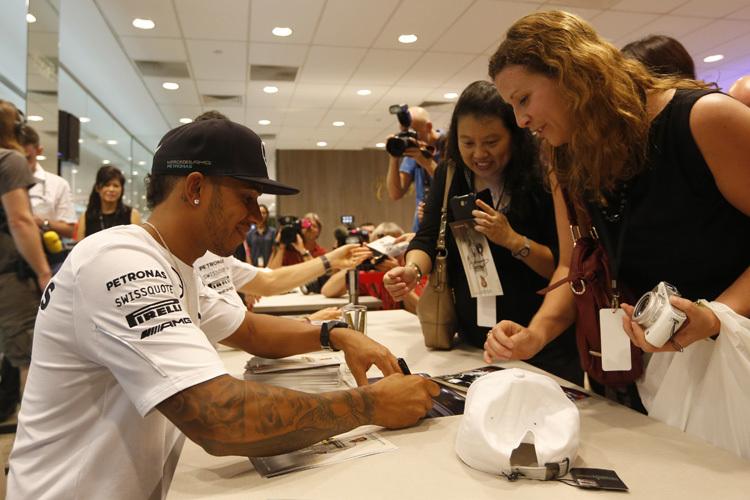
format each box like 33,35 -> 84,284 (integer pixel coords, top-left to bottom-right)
406,261 -> 423,281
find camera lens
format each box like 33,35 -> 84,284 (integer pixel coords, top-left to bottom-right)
632,291 -> 659,327
386,136 -> 409,156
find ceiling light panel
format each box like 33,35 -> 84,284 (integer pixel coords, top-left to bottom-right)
249,0 -> 324,44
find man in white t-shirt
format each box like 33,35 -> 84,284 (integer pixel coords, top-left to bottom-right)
6,119 -> 439,500
22,126 -> 76,240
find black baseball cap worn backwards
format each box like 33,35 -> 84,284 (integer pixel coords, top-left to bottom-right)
152,119 -> 299,195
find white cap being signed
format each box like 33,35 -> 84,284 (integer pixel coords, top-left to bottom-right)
455,368 -> 580,480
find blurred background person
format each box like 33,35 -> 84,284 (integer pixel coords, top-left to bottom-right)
621,34 -> 696,79
246,203 -> 276,267
385,106 -> 445,232
75,165 -> 141,240
728,76 -> 750,107
384,81 -> 582,385
0,99 -> 51,421
323,222 -> 420,313
22,125 -> 76,241
268,212 -> 328,268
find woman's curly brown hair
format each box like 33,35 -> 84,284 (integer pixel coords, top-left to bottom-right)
489,10 -> 708,202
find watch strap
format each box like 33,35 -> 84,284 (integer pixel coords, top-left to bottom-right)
320,320 -> 349,351
512,236 -> 531,259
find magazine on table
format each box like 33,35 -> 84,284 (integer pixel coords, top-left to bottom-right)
244,353 -> 345,393
250,429 -> 395,478
429,365 -> 591,403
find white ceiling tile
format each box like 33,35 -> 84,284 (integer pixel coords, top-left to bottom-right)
614,14 -> 708,46
589,11 -> 661,42
372,0 -> 475,50
298,46 -> 367,83
430,1 -> 538,54
397,52 -> 477,87
175,0 -> 250,41
289,83 -> 345,108
120,36 -> 187,61
348,49 -> 422,85
185,40 -> 247,80
95,0 -> 182,37
248,42 -> 309,66
143,76 -> 200,105
195,80 -> 247,96
331,85 -> 393,109
249,0 -> 325,44
604,0 -> 687,14
313,0 -> 400,47
672,0 -> 750,18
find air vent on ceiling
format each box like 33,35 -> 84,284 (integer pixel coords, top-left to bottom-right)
250,64 -> 298,82
135,60 -> 191,78
257,134 -> 277,141
201,94 -> 243,106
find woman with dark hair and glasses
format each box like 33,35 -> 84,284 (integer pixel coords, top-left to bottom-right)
383,81 -> 582,385
75,165 -> 141,240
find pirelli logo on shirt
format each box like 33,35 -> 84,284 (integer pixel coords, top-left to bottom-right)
125,298 -> 182,328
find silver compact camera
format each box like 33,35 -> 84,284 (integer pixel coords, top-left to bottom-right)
631,281 -> 687,348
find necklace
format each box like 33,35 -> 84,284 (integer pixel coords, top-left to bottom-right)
596,181 -> 629,223
462,167 -> 511,214
143,221 -> 192,318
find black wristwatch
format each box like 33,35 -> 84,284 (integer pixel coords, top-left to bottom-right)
320,321 -> 350,351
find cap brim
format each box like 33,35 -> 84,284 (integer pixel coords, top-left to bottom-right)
235,176 -> 299,195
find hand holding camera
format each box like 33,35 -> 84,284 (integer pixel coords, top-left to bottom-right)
630,281 -> 687,348
385,104 -> 432,159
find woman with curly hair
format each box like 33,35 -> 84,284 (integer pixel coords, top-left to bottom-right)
485,11 -> 750,420
384,80 -> 582,385
75,165 -> 141,240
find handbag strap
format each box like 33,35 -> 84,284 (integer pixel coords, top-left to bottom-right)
436,162 -> 456,253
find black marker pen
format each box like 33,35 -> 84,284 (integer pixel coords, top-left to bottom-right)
397,357 -> 411,375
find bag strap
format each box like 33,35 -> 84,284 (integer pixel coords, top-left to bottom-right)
436,162 -> 455,253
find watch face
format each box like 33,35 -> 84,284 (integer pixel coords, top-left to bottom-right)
519,246 -> 530,257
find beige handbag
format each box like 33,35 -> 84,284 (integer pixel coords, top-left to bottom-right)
416,164 -> 458,349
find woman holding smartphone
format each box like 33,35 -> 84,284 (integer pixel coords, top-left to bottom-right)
383,81 -> 581,385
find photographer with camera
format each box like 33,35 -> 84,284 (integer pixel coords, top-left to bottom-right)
385,106 -> 445,232
267,212 -> 328,269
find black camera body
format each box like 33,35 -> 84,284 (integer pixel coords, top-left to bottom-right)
278,215 -> 301,246
386,104 -> 420,157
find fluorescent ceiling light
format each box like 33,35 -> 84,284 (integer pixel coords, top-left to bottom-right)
133,18 -> 155,30
376,143 -> 385,148
103,160 -> 110,165
259,119 -> 271,125
79,117 -> 91,123
703,54 -> 724,63
179,118 -> 192,124
333,121 -> 345,127
398,34 -> 418,44
357,89 -> 371,96
444,92 -> 458,99
272,27 -> 293,37
26,14 -> 36,23
263,86 -> 279,93
28,115 -> 43,121
316,141 -> 327,147
106,140 -> 117,145
163,82 -> 179,90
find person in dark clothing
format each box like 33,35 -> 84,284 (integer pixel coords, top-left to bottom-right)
383,81 -> 582,385
75,165 -> 141,240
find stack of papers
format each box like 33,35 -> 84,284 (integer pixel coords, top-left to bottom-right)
244,353 -> 344,393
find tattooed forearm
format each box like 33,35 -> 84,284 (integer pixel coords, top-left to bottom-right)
157,374 -> 378,457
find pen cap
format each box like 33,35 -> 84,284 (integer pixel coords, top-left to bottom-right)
455,368 -> 579,480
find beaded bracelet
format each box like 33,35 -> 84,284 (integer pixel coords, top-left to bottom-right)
406,261 -> 423,282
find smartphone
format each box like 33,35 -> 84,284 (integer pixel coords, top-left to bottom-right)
450,193 -> 478,221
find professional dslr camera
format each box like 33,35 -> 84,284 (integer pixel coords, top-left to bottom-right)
385,104 -> 431,158
278,215 -> 311,246
631,281 -> 687,348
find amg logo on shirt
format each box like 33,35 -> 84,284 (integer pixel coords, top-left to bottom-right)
126,298 -> 182,327
140,317 -> 192,339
